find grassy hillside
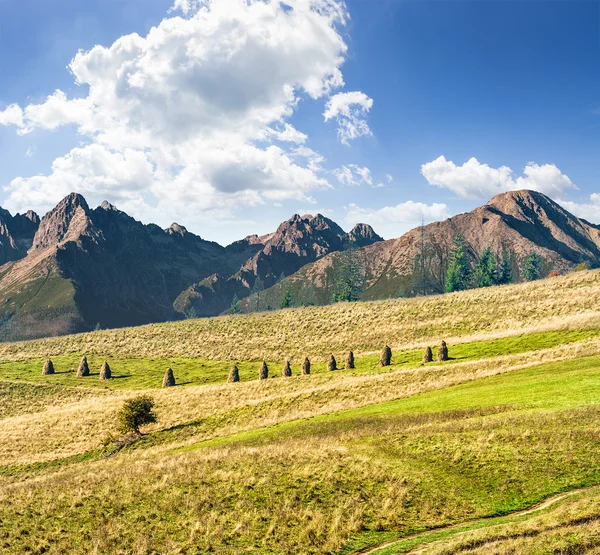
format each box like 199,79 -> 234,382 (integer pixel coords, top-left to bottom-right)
3,269 -> 600,553
0,268 -> 599,363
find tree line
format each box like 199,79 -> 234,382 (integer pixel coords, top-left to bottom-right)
444,232 -> 544,293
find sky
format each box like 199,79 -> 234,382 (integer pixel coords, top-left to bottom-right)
0,0 -> 598,244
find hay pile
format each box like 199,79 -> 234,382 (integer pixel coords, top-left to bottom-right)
437,341 -> 449,362
259,361 -> 269,380
422,346 -> 433,363
346,351 -> 355,369
42,359 -> 54,376
282,361 -> 292,377
77,356 -> 90,377
100,361 -> 112,380
380,345 -> 392,367
228,364 -> 240,383
328,355 -> 337,371
162,367 -> 176,387
302,357 -> 311,375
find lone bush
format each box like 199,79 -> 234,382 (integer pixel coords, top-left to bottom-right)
282,361 -> 292,377
118,395 -> 157,435
162,367 -> 176,387
422,346 -> 433,363
346,351 -> 355,369
302,357 -> 311,375
380,345 -> 392,367
228,364 -> 240,383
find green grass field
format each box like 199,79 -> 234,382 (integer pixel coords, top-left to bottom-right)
3,271 -> 600,553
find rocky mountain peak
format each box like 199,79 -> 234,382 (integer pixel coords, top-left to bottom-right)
23,210 -> 40,225
347,223 -> 383,246
32,193 -> 95,250
167,223 -> 188,237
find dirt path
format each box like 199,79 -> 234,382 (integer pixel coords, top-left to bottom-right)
355,485 -> 600,555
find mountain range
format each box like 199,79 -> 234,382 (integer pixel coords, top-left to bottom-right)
0,189 -> 597,341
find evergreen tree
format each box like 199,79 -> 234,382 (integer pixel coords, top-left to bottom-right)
251,277 -> 264,311
280,285 -> 294,309
332,248 -> 364,303
473,247 -> 496,288
523,251 -> 543,281
496,249 -> 513,285
230,294 -> 241,314
445,232 -> 472,292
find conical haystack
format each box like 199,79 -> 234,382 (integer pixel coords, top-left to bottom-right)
380,345 -> 392,367
100,361 -> 112,380
328,355 -> 337,371
422,347 -> 433,364
259,361 -> 269,380
346,351 -> 355,369
282,361 -> 292,377
162,367 -> 176,387
42,359 -> 55,376
77,356 -> 90,377
228,364 -> 240,383
302,357 -> 311,375
437,341 -> 449,362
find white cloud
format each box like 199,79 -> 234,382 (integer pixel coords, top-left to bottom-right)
333,164 -> 372,187
385,173 -> 393,183
0,0 -> 350,221
0,104 -> 24,127
346,201 -> 449,239
558,193 -> 600,223
421,156 -> 577,199
25,146 -> 36,158
324,91 -> 373,145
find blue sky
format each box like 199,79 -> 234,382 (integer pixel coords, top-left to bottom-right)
0,0 -> 598,243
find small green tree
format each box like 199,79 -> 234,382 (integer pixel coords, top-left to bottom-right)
230,294 -> 241,314
185,306 -> 198,319
473,247 -> 496,288
332,248 -> 364,303
118,395 -> 157,435
251,277 -> 265,311
280,285 -> 294,309
445,232 -> 472,292
523,251 -> 543,281
496,249 -> 513,285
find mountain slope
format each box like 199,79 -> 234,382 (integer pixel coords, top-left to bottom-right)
173,214 -> 382,317
241,190 -> 600,310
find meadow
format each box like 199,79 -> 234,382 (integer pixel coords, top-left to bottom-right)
2,270 -> 600,553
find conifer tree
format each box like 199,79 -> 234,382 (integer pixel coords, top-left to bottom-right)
445,232 -> 472,292
523,251 -> 543,281
473,247 -> 496,288
496,249 -> 513,285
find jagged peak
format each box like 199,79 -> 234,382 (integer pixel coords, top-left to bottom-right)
167,223 -> 188,237
32,192 -> 94,250
100,200 -> 118,211
23,210 -> 40,225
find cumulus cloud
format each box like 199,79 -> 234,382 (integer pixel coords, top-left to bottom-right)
558,193 -> 600,223
324,91 -> 373,145
0,0 -> 350,222
421,156 -> 577,199
346,200 -> 449,239
333,164 -> 372,187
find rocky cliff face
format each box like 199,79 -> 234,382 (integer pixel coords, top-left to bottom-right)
173,213 -> 382,317
0,207 -> 40,264
240,190 -> 600,311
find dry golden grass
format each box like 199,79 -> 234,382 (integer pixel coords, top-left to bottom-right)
0,270 -> 598,362
3,335 -> 600,467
